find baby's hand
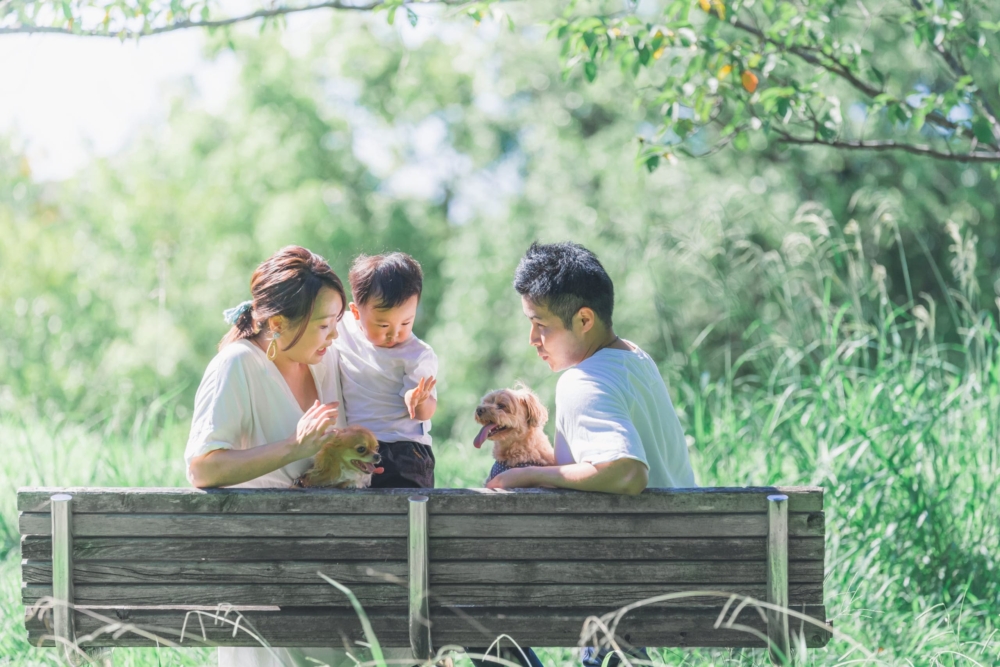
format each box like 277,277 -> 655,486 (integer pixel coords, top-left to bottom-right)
404,376 -> 437,419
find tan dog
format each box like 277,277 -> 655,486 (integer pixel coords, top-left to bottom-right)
293,426 -> 384,489
473,384 -> 555,481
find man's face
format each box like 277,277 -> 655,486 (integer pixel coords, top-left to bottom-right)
522,297 -> 588,372
351,295 -> 419,348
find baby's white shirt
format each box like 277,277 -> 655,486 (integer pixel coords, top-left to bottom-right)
335,316 -> 438,445
555,343 -> 697,489
184,339 -> 346,488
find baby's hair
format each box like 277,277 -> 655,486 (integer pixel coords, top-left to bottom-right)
349,252 -> 423,309
220,246 -> 347,351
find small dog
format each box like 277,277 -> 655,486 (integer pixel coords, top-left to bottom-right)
473,384 -> 555,482
293,426 -> 384,489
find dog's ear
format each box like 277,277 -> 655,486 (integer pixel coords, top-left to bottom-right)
518,389 -> 549,428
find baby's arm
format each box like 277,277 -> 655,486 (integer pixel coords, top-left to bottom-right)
405,377 -> 437,420
402,346 -> 438,421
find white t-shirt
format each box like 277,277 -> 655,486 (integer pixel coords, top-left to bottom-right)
184,338 -> 346,488
335,315 -> 438,445
555,343 -> 697,489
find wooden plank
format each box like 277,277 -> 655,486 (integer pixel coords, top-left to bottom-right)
23,583 -> 408,608
22,559 -> 822,586
20,536 -> 409,561
17,486 -> 824,515
18,511 -> 824,539
426,513 -> 824,538
22,561 -> 407,585
18,513 -> 408,538
25,605 -> 831,648
22,582 -> 823,608
21,535 -> 826,562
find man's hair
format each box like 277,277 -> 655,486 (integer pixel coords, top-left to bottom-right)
349,252 -> 423,309
513,242 -> 614,328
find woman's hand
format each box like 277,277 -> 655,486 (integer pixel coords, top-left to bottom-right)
295,400 -> 339,456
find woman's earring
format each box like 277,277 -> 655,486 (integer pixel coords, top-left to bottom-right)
267,331 -> 281,361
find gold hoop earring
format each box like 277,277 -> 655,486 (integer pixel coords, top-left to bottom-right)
266,332 -> 280,361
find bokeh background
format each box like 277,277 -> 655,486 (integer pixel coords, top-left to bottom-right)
2,2 -> 998,665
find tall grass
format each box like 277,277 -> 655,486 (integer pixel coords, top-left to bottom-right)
2,213 -> 999,666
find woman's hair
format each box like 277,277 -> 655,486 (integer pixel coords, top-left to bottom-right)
220,246 -> 347,351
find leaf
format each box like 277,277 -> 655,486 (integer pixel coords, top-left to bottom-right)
698,0 -> 711,12
718,64 -> 732,80
387,5 -> 397,25
584,61 -> 598,82
972,117 -> 996,144
406,7 -> 418,26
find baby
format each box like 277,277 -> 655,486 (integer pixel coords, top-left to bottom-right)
335,252 -> 438,489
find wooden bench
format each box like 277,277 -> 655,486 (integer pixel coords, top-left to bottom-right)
18,486 -> 831,665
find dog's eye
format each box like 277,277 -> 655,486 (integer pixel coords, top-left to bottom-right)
497,403 -> 508,411
355,445 -> 366,454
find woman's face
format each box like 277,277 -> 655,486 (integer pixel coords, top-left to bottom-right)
278,287 -> 344,365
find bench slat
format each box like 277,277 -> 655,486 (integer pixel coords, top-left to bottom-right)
17,486 -> 823,514
22,559 -> 823,585
24,605 -> 831,648
23,582 -> 823,607
18,512 -> 824,539
21,535 -> 826,562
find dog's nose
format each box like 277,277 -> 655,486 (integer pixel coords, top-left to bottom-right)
372,453 -> 381,464
475,406 -> 485,418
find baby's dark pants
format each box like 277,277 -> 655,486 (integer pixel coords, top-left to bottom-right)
368,440 -> 435,489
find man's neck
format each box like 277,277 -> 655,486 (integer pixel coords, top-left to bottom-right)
580,328 -> 625,362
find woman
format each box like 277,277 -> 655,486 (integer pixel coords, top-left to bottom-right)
185,246 -> 408,667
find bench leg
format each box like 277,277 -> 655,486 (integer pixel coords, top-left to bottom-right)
767,494 -> 791,665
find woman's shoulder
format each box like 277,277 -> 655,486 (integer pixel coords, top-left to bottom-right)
206,339 -> 264,378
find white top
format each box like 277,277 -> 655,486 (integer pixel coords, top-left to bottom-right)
184,338 -> 346,488
554,343 -> 697,489
335,315 -> 438,445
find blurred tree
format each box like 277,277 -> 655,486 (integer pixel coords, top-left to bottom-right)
5,0 -> 1000,169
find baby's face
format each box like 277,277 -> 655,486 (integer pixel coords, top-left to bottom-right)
350,295 -> 419,348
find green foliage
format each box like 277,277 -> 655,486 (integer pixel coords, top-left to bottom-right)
551,0 -> 1000,166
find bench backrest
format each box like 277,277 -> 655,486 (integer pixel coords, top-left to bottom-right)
19,487 -> 829,653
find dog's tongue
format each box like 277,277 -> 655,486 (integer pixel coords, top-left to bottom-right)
374,466 -> 384,474
473,424 -> 496,449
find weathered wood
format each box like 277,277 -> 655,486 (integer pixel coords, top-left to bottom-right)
20,535 -> 826,562
22,559 -> 823,586
17,486 -> 823,515
21,536 -> 409,561
23,582 -> 823,608
18,511 -> 822,538
22,560 -> 408,585
18,513 -> 408,538
25,605 -> 831,648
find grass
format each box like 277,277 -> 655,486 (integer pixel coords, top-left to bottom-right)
2,234 -> 999,666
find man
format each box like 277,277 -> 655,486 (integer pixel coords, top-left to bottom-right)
485,241 -> 696,667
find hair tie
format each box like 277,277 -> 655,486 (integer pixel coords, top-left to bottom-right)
223,300 -> 253,326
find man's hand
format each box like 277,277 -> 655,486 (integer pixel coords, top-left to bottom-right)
486,458 -> 648,495
404,376 -> 437,420
485,466 -> 545,490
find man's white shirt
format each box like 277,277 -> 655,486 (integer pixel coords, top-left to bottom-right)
554,343 -> 696,489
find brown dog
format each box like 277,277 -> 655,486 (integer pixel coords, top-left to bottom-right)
293,426 -> 384,489
473,384 -> 555,482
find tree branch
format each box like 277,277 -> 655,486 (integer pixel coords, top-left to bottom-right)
774,130 -> 1000,162
731,17 -> 992,148
0,0 -> 476,38
906,0 -> 1000,143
